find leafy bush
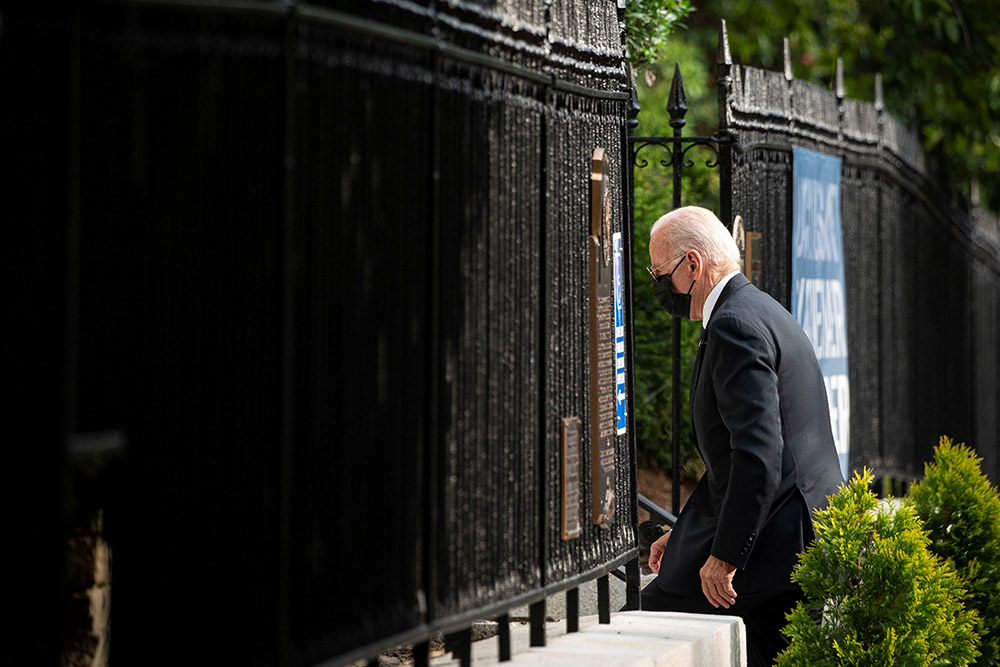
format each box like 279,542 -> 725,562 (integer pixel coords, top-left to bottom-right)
778,469 -> 980,667
907,437 -> 1000,667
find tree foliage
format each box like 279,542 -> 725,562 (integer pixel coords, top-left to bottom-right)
688,0 -> 1000,210
778,469 -> 980,666
623,0 -> 694,71
625,0 -> 1000,483
907,437 -> 1000,667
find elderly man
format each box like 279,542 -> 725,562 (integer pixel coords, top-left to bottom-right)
642,206 -> 843,666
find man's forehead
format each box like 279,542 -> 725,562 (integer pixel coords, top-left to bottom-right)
649,226 -> 673,257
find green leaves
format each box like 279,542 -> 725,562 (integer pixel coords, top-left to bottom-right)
908,437 -> 1000,667
685,0 -> 1000,210
624,0 -> 695,71
778,469 -> 981,666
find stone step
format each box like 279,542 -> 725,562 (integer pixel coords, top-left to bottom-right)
431,611 -> 746,666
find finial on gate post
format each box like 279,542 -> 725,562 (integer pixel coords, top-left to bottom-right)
627,63 -> 640,131
874,72 -> 885,152
718,20 -> 734,238
782,37 -> 793,82
718,19 -> 732,67
835,58 -> 845,100
783,38 -> 794,130
717,19 -> 733,132
667,62 -> 688,128
835,58 -> 845,144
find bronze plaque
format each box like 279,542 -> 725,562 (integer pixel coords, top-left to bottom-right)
561,417 -> 582,540
588,147 -> 616,529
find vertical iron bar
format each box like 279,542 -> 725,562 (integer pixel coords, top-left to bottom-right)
623,63 -> 642,613
535,16 -> 553,620
597,574 -> 611,624
425,8 -> 442,628
457,627 -> 472,667
61,5 -> 83,661
782,38 -> 795,305
529,599 -> 546,647
619,11 -> 643,614
717,21 -> 733,231
497,613 -> 512,661
414,640 -> 430,667
835,58 -> 845,149
667,63 -> 688,516
566,586 -> 579,632
66,0 -> 82,459
277,4 -> 298,665
624,557 -> 641,610
874,73 -> 886,470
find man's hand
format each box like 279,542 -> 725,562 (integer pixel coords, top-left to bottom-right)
699,555 -> 737,608
648,530 -> 671,574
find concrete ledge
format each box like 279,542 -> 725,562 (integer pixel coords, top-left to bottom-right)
431,611 -> 746,666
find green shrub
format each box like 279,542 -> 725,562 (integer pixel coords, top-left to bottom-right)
907,436 -> 1000,667
777,469 -> 980,667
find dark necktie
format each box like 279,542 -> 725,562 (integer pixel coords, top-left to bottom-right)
689,326 -> 709,454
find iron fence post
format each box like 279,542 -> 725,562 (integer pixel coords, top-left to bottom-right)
425,3 -> 443,628
278,4 -> 298,664
623,55 -> 643,612
717,21 -> 733,230
666,63 -> 688,516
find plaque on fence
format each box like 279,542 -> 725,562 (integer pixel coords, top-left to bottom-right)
588,147 -> 616,529
561,417 -> 582,540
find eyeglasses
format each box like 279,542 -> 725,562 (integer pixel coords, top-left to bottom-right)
646,253 -> 687,282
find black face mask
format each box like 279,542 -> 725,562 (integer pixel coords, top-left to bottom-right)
653,255 -> 697,320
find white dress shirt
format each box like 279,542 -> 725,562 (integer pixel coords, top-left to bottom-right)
702,270 -> 742,328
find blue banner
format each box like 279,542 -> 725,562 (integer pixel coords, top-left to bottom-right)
613,232 -> 627,435
792,146 -> 850,478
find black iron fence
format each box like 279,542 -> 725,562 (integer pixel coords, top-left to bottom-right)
629,21 -> 999,505
4,1 -> 641,665
717,27 -> 1000,484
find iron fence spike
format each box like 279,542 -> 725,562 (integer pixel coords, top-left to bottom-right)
719,19 -> 732,66
874,73 -> 884,111
667,62 -> 688,124
783,37 -> 792,81
835,58 -> 845,99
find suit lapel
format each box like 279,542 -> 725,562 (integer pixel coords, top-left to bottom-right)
689,273 -> 752,447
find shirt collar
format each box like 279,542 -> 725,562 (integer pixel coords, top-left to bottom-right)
702,270 -> 741,328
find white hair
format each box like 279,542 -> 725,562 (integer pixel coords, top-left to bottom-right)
650,206 -> 740,271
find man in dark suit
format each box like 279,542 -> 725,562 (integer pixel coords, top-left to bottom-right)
640,206 -> 844,666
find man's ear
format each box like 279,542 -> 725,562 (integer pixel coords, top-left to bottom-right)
687,250 -> 704,280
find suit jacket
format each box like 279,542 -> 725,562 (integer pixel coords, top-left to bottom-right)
653,273 -> 844,596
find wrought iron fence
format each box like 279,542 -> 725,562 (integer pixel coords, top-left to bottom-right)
719,26 -> 1000,484
630,20 -> 1000,500
4,1 -> 641,665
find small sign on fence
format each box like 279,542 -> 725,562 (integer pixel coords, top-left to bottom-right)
613,232 -> 627,435
561,417 -> 582,540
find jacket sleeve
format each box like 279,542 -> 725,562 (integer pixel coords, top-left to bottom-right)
705,313 -> 783,569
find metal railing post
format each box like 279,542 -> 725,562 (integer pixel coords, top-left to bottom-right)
667,63 -> 688,516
